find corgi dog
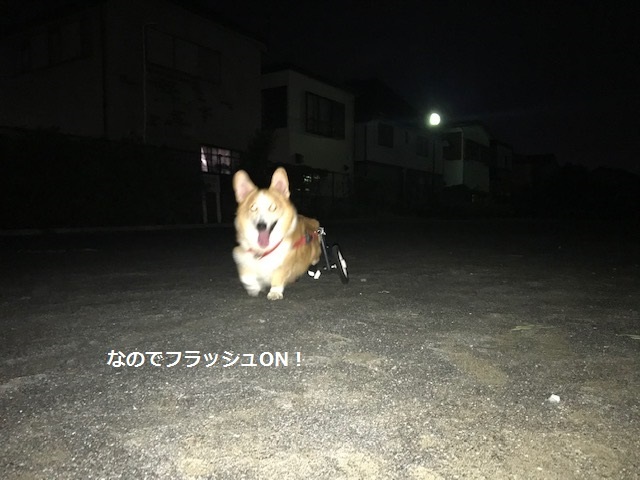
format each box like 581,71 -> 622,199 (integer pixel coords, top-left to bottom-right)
232,167 -> 321,300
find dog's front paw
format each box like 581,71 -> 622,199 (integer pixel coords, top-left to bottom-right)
240,275 -> 261,296
267,286 -> 284,300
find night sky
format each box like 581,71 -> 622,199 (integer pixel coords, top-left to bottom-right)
206,0 -> 639,174
3,1 -> 639,174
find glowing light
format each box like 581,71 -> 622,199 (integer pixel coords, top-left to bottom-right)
428,112 -> 441,127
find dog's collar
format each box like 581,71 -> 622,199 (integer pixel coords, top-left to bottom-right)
248,238 -> 283,259
292,231 -> 319,249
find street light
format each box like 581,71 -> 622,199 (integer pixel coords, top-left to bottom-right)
426,111 -> 441,195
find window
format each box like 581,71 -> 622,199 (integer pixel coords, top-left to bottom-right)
50,21 -> 83,64
305,92 -> 345,138
262,86 -> 287,129
378,123 -> 394,148
147,28 -> 220,82
301,173 -> 322,193
200,146 -> 240,174
464,139 -> 491,164
416,135 -> 429,157
18,19 -> 89,73
21,32 -> 47,71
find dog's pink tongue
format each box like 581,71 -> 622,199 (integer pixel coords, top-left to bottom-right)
258,230 -> 270,248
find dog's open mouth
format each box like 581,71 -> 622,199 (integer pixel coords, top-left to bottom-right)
256,220 -> 277,248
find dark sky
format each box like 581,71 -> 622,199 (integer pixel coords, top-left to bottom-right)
206,0 -> 640,174
3,1 -> 639,174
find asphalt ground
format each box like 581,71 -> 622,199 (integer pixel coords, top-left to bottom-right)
1,219 -> 639,479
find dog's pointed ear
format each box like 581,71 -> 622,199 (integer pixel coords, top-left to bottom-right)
270,167 -> 290,198
233,170 -> 256,203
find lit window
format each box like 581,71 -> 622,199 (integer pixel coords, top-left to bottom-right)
200,146 -> 240,174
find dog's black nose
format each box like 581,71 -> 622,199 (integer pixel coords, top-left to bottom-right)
256,221 -> 267,231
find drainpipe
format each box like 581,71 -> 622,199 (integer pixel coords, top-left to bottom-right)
363,123 -> 367,163
461,131 -> 465,186
142,23 -> 156,144
100,3 -> 108,138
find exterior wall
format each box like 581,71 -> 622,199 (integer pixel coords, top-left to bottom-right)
463,160 -> 490,192
262,69 -> 354,175
444,159 -> 463,186
353,117 -> 444,210
490,141 -> 514,199
0,6 -> 105,137
354,120 -> 439,173
118,0 -> 264,151
0,0 -> 264,153
442,125 -> 491,192
492,141 -> 513,169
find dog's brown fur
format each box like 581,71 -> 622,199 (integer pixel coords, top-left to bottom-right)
232,167 -> 321,300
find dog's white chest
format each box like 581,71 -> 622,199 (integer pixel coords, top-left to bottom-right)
233,242 -> 290,283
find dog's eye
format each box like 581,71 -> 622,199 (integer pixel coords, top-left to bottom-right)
268,204 -> 277,212
250,204 -> 257,212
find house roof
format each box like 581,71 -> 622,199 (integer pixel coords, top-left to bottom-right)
0,0 -> 267,47
345,78 -> 419,125
445,121 -> 496,138
262,63 -> 353,93
170,0 -> 267,47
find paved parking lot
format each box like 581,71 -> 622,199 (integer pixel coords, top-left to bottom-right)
1,219 -> 639,479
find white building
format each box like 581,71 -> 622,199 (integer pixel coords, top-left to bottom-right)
261,66 -> 354,212
350,79 -> 442,210
442,123 -> 492,193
